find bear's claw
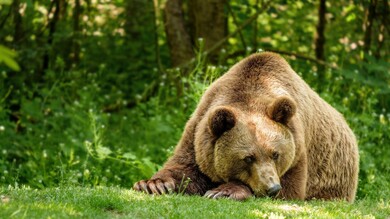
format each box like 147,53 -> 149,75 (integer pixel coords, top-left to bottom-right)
204,182 -> 252,201
133,178 -> 176,195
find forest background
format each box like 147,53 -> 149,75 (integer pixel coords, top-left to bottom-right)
0,0 -> 389,212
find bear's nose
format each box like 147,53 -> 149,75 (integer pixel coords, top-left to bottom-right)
267,184 -> 282,197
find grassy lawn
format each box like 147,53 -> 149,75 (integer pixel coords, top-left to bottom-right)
0,186 -> 388,219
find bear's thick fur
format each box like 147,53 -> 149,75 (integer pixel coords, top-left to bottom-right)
133,52 -> 359,202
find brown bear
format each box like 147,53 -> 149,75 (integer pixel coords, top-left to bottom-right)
133,52 -> 359,202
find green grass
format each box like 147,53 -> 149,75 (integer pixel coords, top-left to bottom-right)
1,186 -> 388,219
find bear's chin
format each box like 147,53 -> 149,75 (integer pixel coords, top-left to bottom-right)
254,193 -> 278,198
253,193 -> 267,198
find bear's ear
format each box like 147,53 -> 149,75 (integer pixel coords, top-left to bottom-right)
267,97 -> 296,124
208,107 -> 237,137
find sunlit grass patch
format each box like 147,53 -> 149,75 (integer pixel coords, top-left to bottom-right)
1,186 -> 389,218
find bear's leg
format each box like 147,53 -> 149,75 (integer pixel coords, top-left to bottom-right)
204,181 -> 253,201
133,117 -> 215,196
278,156 -> 307,200
133,163 -> 214,195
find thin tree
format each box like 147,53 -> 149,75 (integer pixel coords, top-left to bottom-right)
314,0 -> 326,61
164,0 -> 194,67
43,0 -> 61,72
314,0 -> 326,89
363,0 -> 378,55
375,0 -> 389,58
12,0 -> 23,44
188,0 -> 227,62
72,0 -> 81,65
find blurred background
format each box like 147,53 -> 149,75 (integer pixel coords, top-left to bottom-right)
0,0 -> 389,200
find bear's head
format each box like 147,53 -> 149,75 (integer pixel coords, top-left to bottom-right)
194,96 -> 297,197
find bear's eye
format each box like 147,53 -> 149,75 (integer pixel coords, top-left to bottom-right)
244,156 -> 255,164
272,152 -> 279,160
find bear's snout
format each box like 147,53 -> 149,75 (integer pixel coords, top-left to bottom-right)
267,184 -> 282,197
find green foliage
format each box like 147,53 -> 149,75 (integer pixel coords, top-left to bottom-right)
0,0 -> 12,5
0,69 -> 177,188
0,45 -> 20,71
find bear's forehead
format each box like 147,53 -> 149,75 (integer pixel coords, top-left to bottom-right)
247,116 -> 282,141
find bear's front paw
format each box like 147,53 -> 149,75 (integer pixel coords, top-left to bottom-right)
204,182 -> 252,201
133,177 -> 176,195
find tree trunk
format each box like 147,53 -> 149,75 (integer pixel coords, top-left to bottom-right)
124,0 -> 151,40
59,0 -> 68,20
42,0 -> 60,72
188,0 -> 227,62
124,0 -> 155,58
374,0 -> 389,58
12,0 -> 23,43
314,0 -> 326,61
363,0 -> 378,54
314,0 -> 326,90
72,0 -> 81,65
253,0 -> 260,50
164,0 -> 194,67
0,5 -> 13,31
